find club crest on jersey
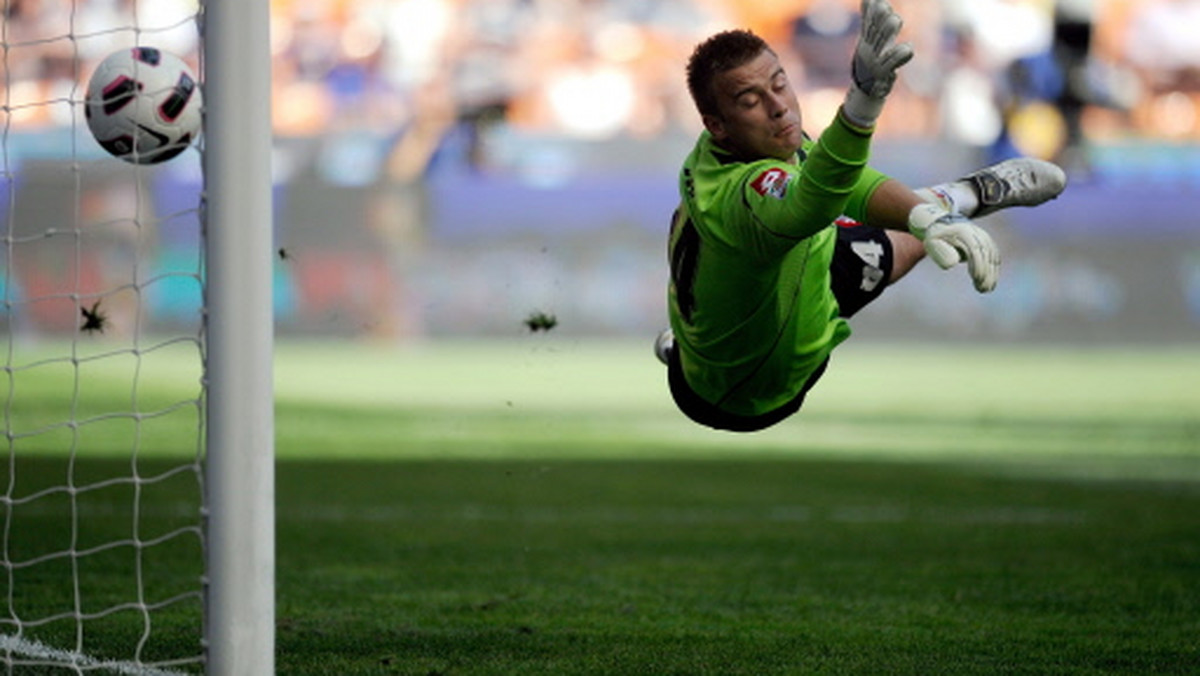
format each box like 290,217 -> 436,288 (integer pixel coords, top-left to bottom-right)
750,168 -> 792,200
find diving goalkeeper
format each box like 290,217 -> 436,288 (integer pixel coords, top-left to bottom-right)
657,0 -> 1066,432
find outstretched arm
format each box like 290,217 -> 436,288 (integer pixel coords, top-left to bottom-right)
754,0 -> 913,243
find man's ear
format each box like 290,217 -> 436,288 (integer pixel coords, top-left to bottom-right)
702,113 -> 726,140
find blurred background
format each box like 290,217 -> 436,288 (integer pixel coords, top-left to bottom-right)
2,0 -> 1199,344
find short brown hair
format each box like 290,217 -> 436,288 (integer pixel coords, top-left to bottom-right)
686,30 -> 775,117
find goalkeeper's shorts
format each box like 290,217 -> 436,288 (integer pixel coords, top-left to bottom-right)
668,349 -> 830,432
666,221 -> 895,432
830,218 -> 895,318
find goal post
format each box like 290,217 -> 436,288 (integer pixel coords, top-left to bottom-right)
202,0 -> 276,673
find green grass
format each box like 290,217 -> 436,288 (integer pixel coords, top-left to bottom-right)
3,339 -> 1199,674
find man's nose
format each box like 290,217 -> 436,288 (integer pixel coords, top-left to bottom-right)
766,92 -> 787,117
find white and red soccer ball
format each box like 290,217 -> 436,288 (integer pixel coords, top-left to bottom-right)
85,47 -> 202,164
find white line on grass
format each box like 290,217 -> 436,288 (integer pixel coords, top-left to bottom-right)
0,634 -> 190,676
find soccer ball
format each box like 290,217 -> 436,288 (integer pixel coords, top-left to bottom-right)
85,47 -> 202,164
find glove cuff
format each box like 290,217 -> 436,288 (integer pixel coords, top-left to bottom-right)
841,87 -> 885,129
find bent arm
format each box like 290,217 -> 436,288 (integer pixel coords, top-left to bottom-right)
863,178 -> 925,232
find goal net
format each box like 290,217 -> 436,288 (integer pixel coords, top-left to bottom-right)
2,2 -> 273,674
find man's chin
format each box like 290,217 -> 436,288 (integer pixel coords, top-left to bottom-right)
769,142 -> 800,162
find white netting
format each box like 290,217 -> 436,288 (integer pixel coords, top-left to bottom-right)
2,2 -> 205,673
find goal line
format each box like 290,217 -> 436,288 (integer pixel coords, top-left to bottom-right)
0,633 -> 189,676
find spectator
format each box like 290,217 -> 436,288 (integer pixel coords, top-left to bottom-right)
1123,0 -> 1200,138
1050,0 -> 1098,170
1124,0 -> 1200,92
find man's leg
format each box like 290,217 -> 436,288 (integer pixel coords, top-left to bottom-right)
884,230 -> 925,284
830,223 -> 896,317
915,157 -> 1067,219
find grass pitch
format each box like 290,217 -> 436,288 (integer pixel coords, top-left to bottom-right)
3,339 -> 1199,674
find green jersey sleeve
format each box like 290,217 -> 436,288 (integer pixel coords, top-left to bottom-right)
812,141 -> 890,225
713,115 -> 889,258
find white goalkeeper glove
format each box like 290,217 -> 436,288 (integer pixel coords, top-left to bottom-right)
908,203 -> 1000,293
842,0 -> 915,128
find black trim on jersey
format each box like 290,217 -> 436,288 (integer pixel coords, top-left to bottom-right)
670,210 -> 701,323
710,144 -> 742,167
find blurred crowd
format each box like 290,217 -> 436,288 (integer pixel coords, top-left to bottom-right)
5,0 -> 1200,167
3,0 -> 1197,341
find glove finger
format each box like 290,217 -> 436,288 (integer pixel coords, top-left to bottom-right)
881,43 -> 915,72
963,229 -> 1000,293
924,238 -> 961,269
875,13 -> 903,52
859,0 -> 875,39
971,257 -> 999,293
863,0 -> 890,46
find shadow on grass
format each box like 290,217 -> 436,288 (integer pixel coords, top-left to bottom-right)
4,456 -> 1197,674
274,457 -> 1200,675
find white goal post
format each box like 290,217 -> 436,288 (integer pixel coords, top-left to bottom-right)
202,0 -> 276,674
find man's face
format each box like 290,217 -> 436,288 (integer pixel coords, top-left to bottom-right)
703,50 -> 804,162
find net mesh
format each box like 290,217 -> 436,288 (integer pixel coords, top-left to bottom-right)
2,2 -> 205,673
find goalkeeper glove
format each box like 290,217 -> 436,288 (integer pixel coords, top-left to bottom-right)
908,203 -> 1000,293
843,0 -> 915,128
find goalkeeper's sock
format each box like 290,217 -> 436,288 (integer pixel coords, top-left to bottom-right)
914,182 -> 979,216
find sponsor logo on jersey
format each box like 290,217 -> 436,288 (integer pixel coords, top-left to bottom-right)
750,168 -> 791,199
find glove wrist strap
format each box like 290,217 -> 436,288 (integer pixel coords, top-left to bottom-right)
841,87 -> 884,129
907,203 -> 948,241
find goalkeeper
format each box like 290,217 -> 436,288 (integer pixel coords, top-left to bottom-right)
658,0 -> 1066,432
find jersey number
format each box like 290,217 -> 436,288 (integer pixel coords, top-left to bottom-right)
670,209 -> 700,323
851,240 -> 885,292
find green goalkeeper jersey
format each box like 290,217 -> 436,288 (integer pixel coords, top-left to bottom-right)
667,114 -> 889,418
